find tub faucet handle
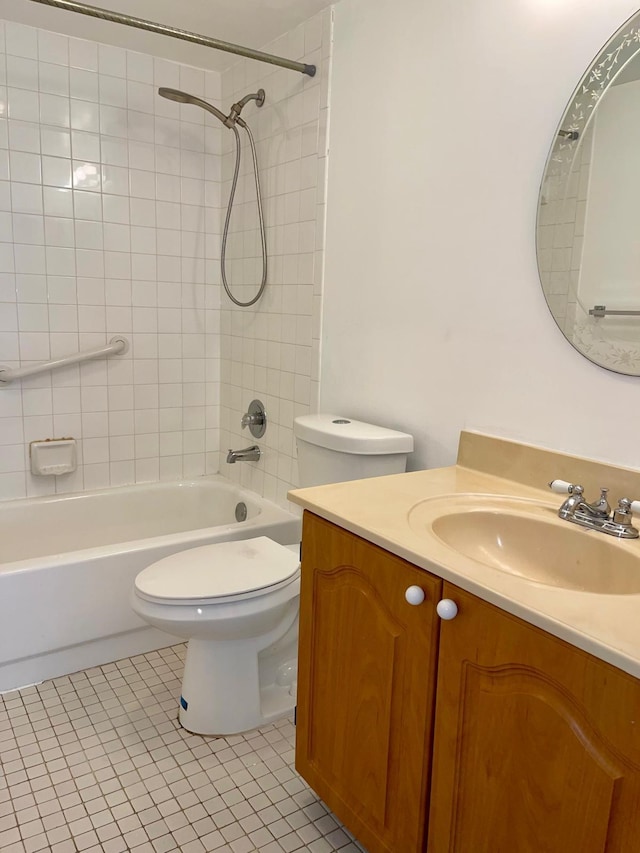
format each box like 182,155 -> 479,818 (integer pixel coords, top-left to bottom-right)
241,412 -> 262,427
240,399 -> 266,438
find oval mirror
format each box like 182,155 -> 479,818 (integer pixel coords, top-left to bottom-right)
537,10 -> 640,375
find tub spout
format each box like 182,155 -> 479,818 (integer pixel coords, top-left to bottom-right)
226,445 -> 261,463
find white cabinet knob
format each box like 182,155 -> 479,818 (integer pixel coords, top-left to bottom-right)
405,585 -> 425,605
436,599 -> 458,620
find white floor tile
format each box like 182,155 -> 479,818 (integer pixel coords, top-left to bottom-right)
0,645 -> 366,852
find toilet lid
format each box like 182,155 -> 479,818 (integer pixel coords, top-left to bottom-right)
134,537 -> 300,603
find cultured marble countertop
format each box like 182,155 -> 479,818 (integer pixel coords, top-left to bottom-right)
288,432 -> 640,680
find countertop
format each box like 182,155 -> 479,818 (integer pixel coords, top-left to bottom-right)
288,432 -> 640,679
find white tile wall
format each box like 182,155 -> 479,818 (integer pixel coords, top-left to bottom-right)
0,21 -> 223,501
219,9 -> 332,509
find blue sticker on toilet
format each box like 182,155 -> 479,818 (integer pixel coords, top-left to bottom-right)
180,695 -> 188,710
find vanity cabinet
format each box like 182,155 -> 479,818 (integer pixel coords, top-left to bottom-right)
296,512 -> 640,853
295,511 -> 442,853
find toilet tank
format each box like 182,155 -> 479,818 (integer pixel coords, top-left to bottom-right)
294,414 -> 414,488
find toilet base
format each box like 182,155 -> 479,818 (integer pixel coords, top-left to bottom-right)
178,617 -> 298,736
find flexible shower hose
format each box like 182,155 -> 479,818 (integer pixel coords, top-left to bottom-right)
221,123 -> 268,307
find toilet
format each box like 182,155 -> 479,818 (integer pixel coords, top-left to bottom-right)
131,414 -> 413,736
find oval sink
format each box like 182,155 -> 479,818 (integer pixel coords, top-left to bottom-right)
408,495 -> 640,594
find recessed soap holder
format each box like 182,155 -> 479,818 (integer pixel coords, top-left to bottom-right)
30,437 -> 77,476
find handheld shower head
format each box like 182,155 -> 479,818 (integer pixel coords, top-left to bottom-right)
158,87 -> 229,125
158,87 -> 265,129
158,87 -> 192,104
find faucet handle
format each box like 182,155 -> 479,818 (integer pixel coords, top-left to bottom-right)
613,498 -> 634,526
240,399 -> 266,438
548,480 -> 583,496
241,412 -> 261,428
619,498 -> 640,514
610,498 -> 640,538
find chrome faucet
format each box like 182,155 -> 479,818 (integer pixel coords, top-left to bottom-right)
549,481 -> 639,539
558,485 -> 611,520
226,445 -> 261,464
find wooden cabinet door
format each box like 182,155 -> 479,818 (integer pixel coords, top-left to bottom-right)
296,512 -> 442,853
428,583 -> 640,853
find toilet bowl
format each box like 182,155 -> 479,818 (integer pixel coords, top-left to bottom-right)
131,536 -> 300,736
132,413 -> 414,736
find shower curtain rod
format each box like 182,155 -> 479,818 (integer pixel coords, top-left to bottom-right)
25,0 -> 317,77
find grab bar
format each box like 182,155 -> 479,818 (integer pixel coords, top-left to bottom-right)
589,305 -> 640,318
0,336 -> 129,385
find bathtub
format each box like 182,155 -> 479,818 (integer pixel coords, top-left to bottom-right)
0,476 -> 301,693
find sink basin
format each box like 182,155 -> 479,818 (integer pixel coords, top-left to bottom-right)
408,495 -> 640,594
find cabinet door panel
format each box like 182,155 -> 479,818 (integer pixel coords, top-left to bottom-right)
428,583 -> 640,853
296,512 -> 442,853
307,568 -> 400,818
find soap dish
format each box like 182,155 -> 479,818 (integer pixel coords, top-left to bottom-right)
30,438 -> 77,476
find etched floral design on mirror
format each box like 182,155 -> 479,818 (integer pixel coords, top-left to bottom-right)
537,11 -> 640,374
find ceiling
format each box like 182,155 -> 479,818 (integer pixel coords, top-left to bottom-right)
0,0 -> 336,71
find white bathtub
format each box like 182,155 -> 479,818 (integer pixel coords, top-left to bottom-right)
0,476 -> 301,693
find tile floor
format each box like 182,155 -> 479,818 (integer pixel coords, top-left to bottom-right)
0,645 -> 366,853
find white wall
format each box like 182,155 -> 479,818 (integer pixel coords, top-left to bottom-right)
0,21 -> 222,500
321,0 -> 640,472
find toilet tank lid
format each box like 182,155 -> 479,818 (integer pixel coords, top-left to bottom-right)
294,414 -> 414,455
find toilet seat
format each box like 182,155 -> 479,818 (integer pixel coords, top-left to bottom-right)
134,536 -> 300,606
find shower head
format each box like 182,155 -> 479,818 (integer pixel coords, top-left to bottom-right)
158,87 -> 265,129
158,87 -> 229,126
158,87 -> 192,104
